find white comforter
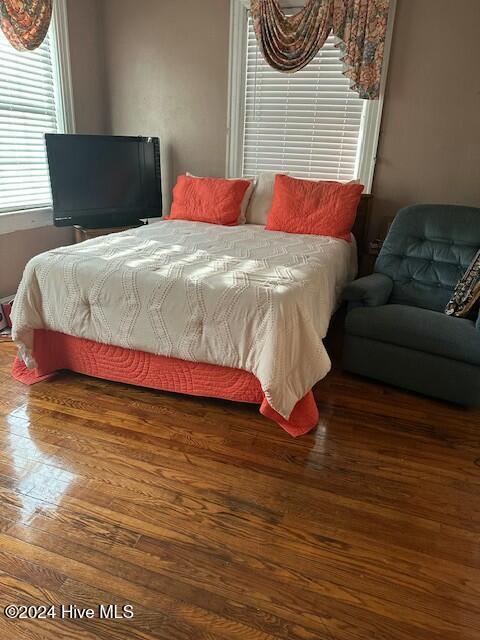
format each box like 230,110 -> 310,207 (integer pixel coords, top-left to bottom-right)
12,220 -> 356,419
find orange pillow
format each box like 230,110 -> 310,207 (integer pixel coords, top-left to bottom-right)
169,175 -> 251,226
265,175 -> 364,241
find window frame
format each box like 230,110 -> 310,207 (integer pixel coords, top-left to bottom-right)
226,0 -> 397,193
0,0 -> 75,234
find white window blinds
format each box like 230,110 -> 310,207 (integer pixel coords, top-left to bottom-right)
243,16 -> 366,181
0,31 -> 59,213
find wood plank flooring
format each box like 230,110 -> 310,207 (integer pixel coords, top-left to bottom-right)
0,332 -> 479,639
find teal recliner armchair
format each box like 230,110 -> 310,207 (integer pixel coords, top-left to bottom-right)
343,204 -> 480,406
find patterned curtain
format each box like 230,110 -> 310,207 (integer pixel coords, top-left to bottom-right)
250,0 -> 333,73
0,0 -> 52,51
250,0 -> 390,99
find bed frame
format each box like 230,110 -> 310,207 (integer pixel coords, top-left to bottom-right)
352,193 -> 373,260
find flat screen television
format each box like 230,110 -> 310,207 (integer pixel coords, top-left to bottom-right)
45,134 -> 162,228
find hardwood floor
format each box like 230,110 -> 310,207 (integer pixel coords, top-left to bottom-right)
0,333 -> 479,639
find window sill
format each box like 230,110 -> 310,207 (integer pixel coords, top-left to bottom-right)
0,208 -> 54,235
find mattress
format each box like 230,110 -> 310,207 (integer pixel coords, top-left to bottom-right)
12,220 -> 357,419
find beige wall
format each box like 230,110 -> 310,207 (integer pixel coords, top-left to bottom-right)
0,227 -> 73,297
1,0 -> 107,298
67,0 -> 107,134
5,0 -> 480,297
370,0 -> 480,239
101,0 -> 230,213
101,0 -> 480,233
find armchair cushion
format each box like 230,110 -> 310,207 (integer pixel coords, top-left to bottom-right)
375,205 -> 480,312
343,273 -> 393,308
346,304 -> 480,367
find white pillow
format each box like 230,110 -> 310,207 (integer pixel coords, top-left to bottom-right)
186,173 -> 256,225
245,172 -> 283,225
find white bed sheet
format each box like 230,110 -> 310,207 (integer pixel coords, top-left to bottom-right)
12,220 -> 357,419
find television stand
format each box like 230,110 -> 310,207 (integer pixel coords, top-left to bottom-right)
74,221 -> 147,244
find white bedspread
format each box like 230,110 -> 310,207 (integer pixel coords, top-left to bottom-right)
12,220 -> 356,419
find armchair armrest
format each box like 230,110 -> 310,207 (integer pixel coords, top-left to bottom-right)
343,273 -> 393,308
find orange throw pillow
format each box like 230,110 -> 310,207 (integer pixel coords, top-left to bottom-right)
265,175 -> 364,241
169,175 -> 251,226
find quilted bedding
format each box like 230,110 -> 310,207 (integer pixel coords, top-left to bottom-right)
12,220 -> 356,419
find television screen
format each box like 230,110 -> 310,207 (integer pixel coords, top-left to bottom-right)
45,134 -> 162,228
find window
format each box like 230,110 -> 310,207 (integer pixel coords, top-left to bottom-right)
0,0 -> 74,217
227,2 -> 393,191
244,24 -> 364,182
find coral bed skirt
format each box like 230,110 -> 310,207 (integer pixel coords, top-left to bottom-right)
12,330 -> 319,437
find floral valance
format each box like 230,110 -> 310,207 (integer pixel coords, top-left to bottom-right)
250,0 -> 390,99
0,0 -> 52,51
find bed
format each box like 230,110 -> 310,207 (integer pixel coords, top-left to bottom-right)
11,220 -> 357,436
